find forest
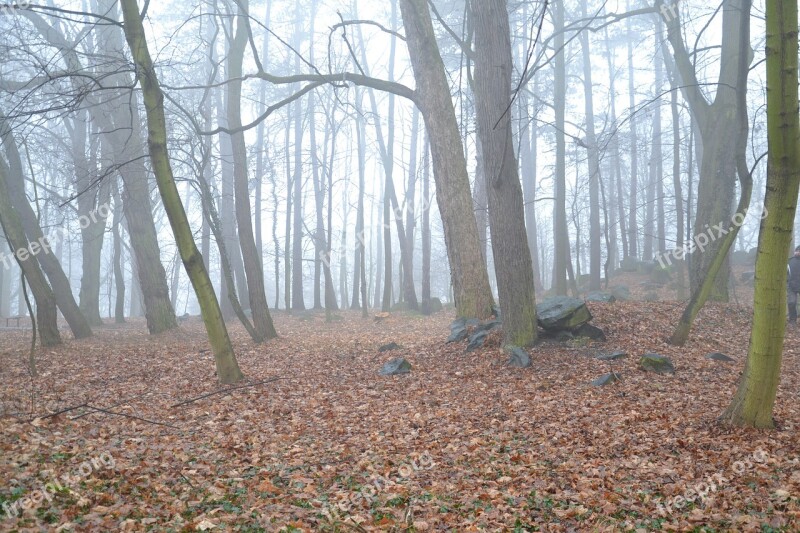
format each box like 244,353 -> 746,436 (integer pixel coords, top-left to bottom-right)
1,0 -> 799,530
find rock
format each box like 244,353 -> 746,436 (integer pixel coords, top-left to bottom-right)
596,351 -> 627,361
586,292 -> 616,303
378,342 -> 401,353
639,353 -> 675,375
706,352 -> 735,363
611,285 -> 631,301
536,297 -> 592,331
379,358 -> 411,376
740,271 -> 755,282
508,347 -> 531,368
553,331 -> 575,342
592,373 -> 620,387
429,298 -> 443,313
466,318 -> 481,328
575,323 -> 606,341
447,319 -> 468,343
466,330 -> 489,352
473,320 -> 502,334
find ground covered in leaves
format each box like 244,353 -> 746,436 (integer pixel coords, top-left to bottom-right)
1,301 -> 799,532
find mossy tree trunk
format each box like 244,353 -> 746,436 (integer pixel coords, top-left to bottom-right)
120,0 -> 243,384
721,0 -> 798,428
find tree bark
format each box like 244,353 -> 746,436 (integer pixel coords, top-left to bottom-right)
227,0 -> 277,338
473,0 -> 538,346
120,0 -> 244,383
721,0 -> 795,428
0,156 -> 61,346
399,0 -> 494,319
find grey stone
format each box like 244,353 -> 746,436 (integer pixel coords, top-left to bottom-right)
592,373 -> 620,387
575,323 -> 606,341
611,285 -> 631,301
706,352 -> 735,363
639,353 -> 675,375
466,330 -> 489,352
536,297 -> 593,331
596,351 -> 627,361
379,358 -> 412,376
644,292 -> 659,302
378,342 -> 401,353
447,318 -> 468,343
508,347 -> 531,368
586,292 -> 617,303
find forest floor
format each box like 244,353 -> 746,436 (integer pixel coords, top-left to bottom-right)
1,298 -> 799,531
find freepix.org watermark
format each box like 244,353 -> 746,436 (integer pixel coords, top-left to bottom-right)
0,202 -> 111,271
2,451 -> 116,521
0,2 -> 31,16
655,206 -> 768,269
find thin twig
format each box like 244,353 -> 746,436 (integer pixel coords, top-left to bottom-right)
72,404 -> 178,429
170,377 -> 285,408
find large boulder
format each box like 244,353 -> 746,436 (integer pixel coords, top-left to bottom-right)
536,297 -> 592,331
586,291 -> 616,303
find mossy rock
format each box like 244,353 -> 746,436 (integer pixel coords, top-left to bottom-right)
639,353 -> 675,375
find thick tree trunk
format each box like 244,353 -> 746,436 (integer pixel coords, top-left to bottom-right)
722,0 -> 795,428
399,0 -> 494,319
473,0 -> 537,346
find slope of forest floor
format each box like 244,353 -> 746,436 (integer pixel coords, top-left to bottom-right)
1,301 -> 799,532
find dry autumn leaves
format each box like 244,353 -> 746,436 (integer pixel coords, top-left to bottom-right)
0,299 -> 798,531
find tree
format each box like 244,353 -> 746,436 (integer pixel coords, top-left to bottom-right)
0,155 -> 61,346
473,0 -> 538,346
662,0 -> 752,302
0,113 -> 93,339
398,0 -> 494,319
120,0 -> 243,384
666,0 -> 754,345
721,0 -> 797,428
226,0 -> 277,339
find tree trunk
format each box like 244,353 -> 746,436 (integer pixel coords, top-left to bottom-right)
579,7 -> 602,291
721,0 -> 795,428
552,0 -> 569,295
626,1 -> 640,260
120,0 -> 243,383
0,156 -> 61,346
0,114 -> 93,339
227,0 -> 277,339
473,0 -> 537,346
399,0 -> 494,319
